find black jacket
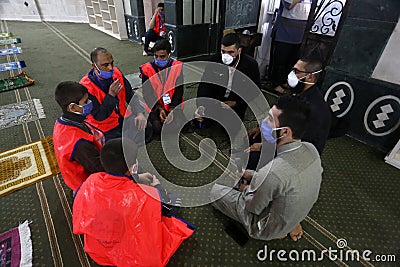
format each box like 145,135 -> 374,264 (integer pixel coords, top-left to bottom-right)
299,85 -> 331,155
197,53 -> 260,120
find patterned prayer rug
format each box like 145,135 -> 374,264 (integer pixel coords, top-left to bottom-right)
0,137 -> 59,197
0,99 -> 45,130
0,221 -> 32,267
0,72 -> 34,93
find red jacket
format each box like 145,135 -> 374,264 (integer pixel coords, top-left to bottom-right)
73,172 -> 195,267
153,14 -> 166,36
139,60 -> 183,112
53,119 -> 104,191
80,68 -> 132,132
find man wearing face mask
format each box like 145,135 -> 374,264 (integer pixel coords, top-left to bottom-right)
53,81 -> 105,192
140,39 -> 187,135
244,57 -> 331,166
211,95 -> 322,241
143,2 -> 166,56
196,33 -> 260,133
80,47 -> 148,144
286,58 -> 331,154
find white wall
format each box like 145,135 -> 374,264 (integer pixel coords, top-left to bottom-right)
372,19 -> 400,86
0,0 -> 88,23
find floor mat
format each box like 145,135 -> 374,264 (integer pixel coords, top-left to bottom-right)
0,71 -> 34,92
0,220 -> 32,267
0,99 -> 45,130
0,137 -> 59,197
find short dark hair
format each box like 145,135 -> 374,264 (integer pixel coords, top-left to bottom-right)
274,95 -> 311,139
221,33 -> 241,49
300,57 -> 323,81
100,138 -> 138,174
90,47 -> 108,63
153,39 -> 171,53
54,81 -> 87,113
157,2 -> 164,8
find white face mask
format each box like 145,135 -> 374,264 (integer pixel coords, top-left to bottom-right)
221,53 -> 234,65
287,69 -> 323,88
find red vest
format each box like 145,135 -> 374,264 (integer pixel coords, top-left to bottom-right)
73,172 -> 195,267
153,14 -> 166,36
139,60 -> 183,112
53,120 -> 104,191
80,68 -> 132,132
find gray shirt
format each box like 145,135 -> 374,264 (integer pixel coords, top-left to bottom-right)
240,141 -> 322,240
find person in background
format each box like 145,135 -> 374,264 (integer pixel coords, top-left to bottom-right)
73,138 -> 195,267
268,0 -> 313,93
143,2 -> 166,56
53,81 -> 104,192
80,47 -> 149,144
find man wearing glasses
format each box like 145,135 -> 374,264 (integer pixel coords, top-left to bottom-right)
245,58 -> 330,172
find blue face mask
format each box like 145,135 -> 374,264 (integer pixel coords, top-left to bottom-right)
74,100 -> 92,117
94,63 -> 114,79
154,58 -> 169,68
261,120 -> 286,143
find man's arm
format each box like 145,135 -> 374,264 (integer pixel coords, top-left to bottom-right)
124,76 -> 145,115
169,71 -> 184,109
72,140 -> 104,174
89,93 -> 119,121
149,7 -> 160,30
243,171 -> 284,215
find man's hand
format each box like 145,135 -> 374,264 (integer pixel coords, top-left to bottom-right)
247,126 -> 261,139
134,113 -> 147,131
109,79 -> 122,97
289,224 -> 303,241
221,101 -> 236,109
164,110 -> 174,124
155,6 -> 162,15
138,172 -> 153,184
150,175 -> 161,187
239,183 -> 249,192
242,170 -> 253,180
244,143 -> 262,153
159,109 -> 167,123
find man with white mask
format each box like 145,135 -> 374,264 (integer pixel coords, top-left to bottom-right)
245,57 -> 330,168
196,33 -> 260,135
286,58 -> 331,154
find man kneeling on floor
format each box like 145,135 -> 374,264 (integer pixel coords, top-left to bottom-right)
210,95 -> 322,241
73,138 -> 195,267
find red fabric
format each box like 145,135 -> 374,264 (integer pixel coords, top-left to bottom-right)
73,172 -> 194,267
153,14 -> 166,36
140,60 -> 183,112
53,120 -> 103,191
80,68 -> 132,132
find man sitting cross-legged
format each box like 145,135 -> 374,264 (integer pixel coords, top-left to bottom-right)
211,95 -> 323,241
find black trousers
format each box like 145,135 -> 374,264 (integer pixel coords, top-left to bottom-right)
268,40 -> 301,87
144,29 -> 164,52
